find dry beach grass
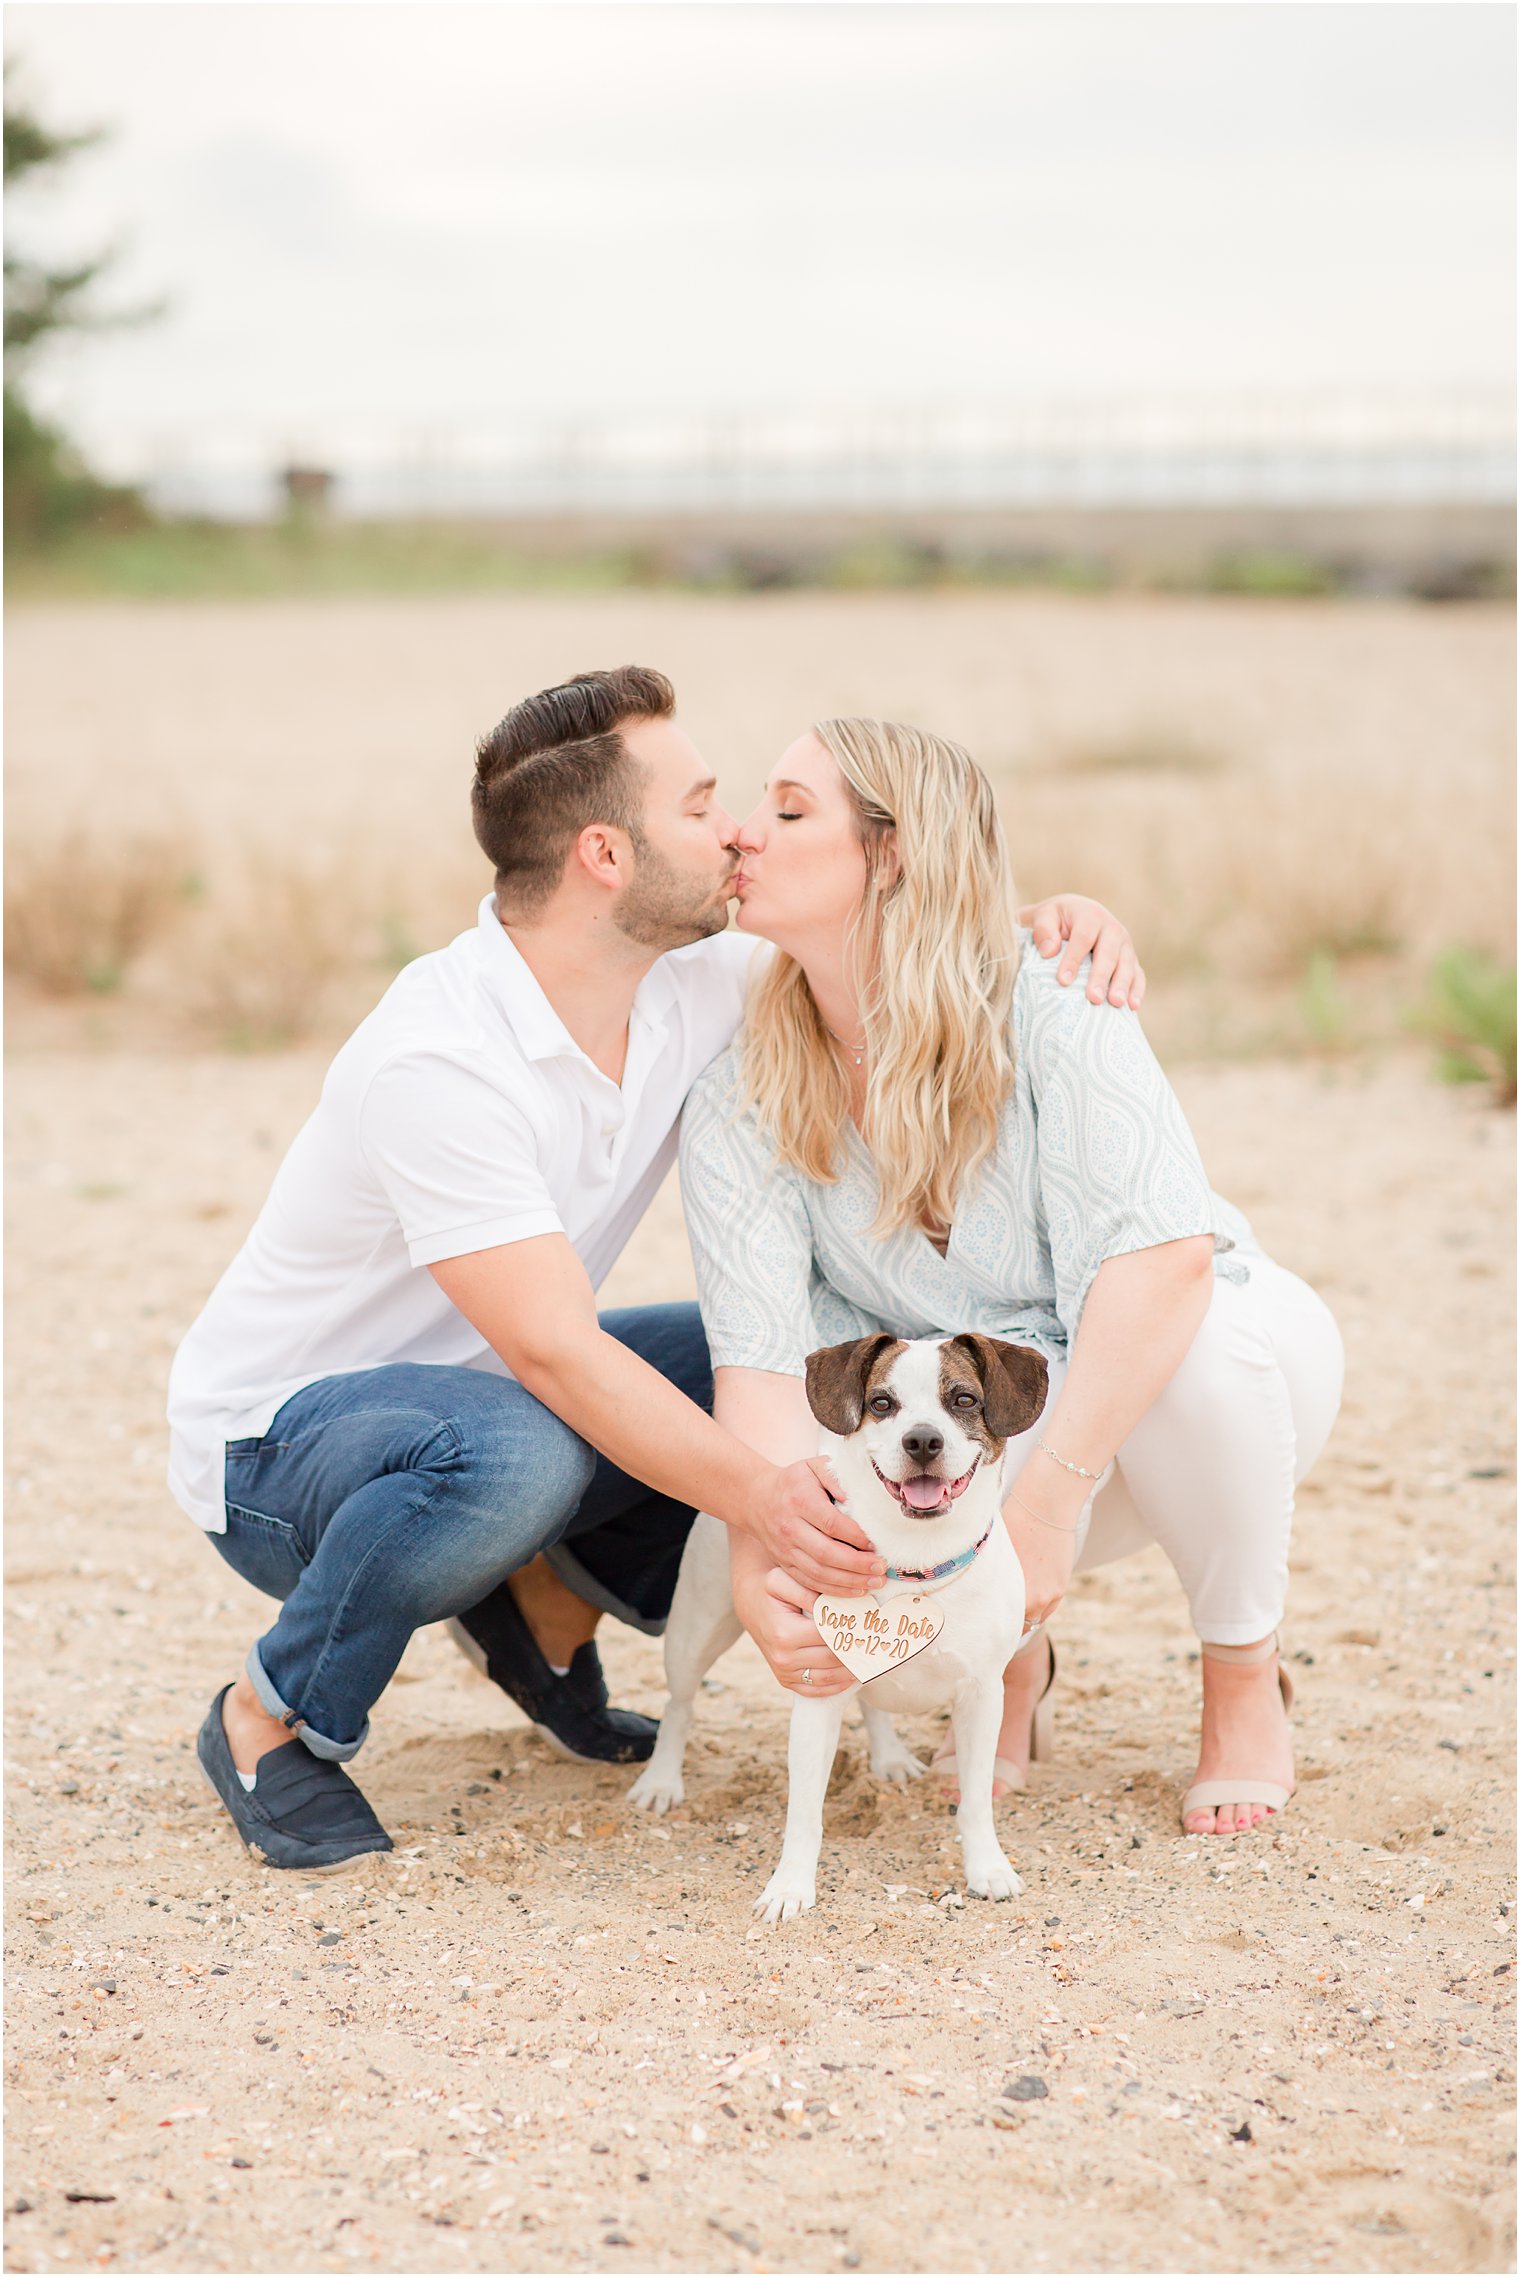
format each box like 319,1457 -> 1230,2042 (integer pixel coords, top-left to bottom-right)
5,591 -> 1514,1056
4,592 -> 1516,2273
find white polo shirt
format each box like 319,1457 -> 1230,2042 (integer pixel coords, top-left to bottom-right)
166,898 -> 765,1533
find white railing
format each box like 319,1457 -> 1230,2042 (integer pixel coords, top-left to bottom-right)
117,389 -> 1515,520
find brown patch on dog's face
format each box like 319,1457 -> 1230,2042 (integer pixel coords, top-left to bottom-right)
938,1335 -> 1049,1447
804,1334 -> 905,1435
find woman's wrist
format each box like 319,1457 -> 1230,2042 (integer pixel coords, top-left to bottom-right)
1005,1460 -> 1089,1525
1008,1484 -> 1083,1535
1034,1431 -> 1107,1484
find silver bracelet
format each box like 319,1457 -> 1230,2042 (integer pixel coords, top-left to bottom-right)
1037,1435 -> 1105,1482
1008,1487 -> 1082,1536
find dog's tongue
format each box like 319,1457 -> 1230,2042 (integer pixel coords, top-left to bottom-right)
900,1475 -> 950,1511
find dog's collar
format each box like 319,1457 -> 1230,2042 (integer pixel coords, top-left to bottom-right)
881,1517 -> 996,1588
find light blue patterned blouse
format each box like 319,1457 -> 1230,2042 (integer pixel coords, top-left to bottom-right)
678,933 -> 1257,1377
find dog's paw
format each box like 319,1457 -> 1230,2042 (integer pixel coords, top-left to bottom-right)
963,1848 -> 1022,1901
627,1763 -> 683,1815
754,1869 -> 816,1925
868,1735 -> 927,1786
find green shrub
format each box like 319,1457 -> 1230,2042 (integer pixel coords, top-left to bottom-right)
823,538 -> 942,590
1414,949 -> 1517,1105
1206,552 -> 1337,599
1300,949 -> 1348,1051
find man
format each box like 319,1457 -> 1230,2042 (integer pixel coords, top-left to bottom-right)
170,666 -> 1143,1869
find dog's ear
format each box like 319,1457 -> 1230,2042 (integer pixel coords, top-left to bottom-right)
804,1334 -> 901,1435
949,1335 -> 1049,1441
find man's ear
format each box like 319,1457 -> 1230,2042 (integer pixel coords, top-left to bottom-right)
949,1335 -> 1049,1441
804,1334 -> 902,1435
572,822 -> 632,891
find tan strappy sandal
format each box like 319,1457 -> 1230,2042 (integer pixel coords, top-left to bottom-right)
932,1636 -> 1057,1797
1180,1633 -> 1296,1831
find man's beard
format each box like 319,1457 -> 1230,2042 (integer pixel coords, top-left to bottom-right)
614,836 -> 733,952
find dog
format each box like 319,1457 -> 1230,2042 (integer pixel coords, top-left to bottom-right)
629,1331 -> 1048,1923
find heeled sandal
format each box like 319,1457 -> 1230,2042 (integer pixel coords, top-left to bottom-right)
1180,1632 -> 1296,1831
931,1635 -> 1057,1797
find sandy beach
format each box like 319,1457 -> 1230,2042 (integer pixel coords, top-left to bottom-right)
4,1041 -> 1514,2273
4,590 -> 1514,2271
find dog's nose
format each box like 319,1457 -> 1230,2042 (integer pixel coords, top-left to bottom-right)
900,1428 -> 944,1464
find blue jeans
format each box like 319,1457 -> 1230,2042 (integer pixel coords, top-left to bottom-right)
210,1303 -> 712,1763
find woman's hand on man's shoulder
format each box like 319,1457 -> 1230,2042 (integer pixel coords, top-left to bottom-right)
1017,893 -> 1146,1011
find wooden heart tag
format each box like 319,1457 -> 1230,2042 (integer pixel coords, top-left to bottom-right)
812,1591 -> 945,1683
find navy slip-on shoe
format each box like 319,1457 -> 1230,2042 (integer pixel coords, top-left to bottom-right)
448,1587 -> 658,1764
196,1686 -> 393,1871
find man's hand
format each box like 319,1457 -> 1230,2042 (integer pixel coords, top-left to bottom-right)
1019,893 -> 1146,1010
746,1456 -> 885,1597
733,1561 -> 857,1697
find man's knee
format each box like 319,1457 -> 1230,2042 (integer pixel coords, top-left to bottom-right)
446,1396 -> 597,1525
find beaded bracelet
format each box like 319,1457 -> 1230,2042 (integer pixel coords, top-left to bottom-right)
1037,1435 -> 1105,1482
1008,1486 -> 1082,1536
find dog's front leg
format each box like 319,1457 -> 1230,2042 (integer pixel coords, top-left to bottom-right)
949,1680 -> 1023,1901
755,1691 -> 849,1925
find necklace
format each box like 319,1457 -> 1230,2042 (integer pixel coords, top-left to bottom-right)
825,1024 -> 866,1067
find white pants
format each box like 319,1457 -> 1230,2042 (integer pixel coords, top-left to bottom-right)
1002,1256 -> 1345,1646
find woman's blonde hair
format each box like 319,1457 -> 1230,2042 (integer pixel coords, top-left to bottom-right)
738,717 -> 1020,1236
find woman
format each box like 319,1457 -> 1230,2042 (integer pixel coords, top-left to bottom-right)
679,718 -> 1344,1835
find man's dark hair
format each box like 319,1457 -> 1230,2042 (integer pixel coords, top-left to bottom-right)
472,665 -> 676,917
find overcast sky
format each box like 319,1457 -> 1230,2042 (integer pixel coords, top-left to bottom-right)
7,2 -> 1515,476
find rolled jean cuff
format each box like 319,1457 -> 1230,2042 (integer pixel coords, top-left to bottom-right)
542,1542 -> 665,1638
245,1642 -> 370,1763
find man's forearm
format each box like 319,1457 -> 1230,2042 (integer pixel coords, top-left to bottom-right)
430,1240 -> 873,1590
518,1328 -> 774,1535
